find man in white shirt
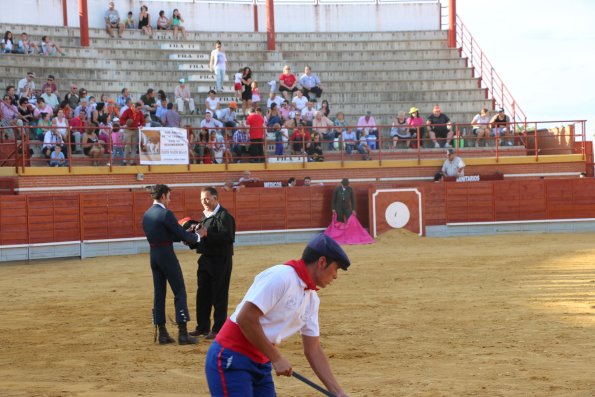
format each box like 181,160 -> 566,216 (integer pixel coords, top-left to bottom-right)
175,79 -> 195,114
441,149 -> 465,177
200,111 -> 224,131
299,65 -> 323,99
209,41 -> 228,93
205,233 -> 351,397
17,72 -> 36,99
266,92 -> 284,110
300,100 -> 317,124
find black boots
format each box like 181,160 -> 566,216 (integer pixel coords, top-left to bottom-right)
178,322 -> 198,345
157,325 -> 175,345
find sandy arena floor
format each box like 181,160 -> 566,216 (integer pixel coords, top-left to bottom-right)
0,230 -> 594,397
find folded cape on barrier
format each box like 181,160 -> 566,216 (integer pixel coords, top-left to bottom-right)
324,213 -> 374,245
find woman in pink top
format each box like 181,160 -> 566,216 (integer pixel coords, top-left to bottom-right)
406,106 -> 425,148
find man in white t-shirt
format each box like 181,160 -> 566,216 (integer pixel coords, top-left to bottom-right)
266,91 -> 284,110
209,40 -> 227,93
205,233 -> 350,397
291,89 -> 308,111
17,72 -> 36,99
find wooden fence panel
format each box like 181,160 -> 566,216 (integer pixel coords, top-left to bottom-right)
0,196 -> 27,245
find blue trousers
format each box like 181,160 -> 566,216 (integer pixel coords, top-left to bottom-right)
205,341 -> 275,397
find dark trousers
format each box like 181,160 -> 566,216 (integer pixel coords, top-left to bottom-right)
150,247 -> 191,325
249,138 -> 264,163
196,254 -> 233,334
302,86 -> 323,99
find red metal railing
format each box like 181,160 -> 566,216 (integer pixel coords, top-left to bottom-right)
456,15 -> 527,125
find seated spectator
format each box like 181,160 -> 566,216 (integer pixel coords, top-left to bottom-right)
299,65 -> 323,99
52,109 -> 70,149
311,111 -> 335,150
266,91 -> 284,110
81,129 -> 105,166
290,123 -> 311,154
74,97 -> 90,119
442,149 -> 465,177
287,177 -> 297,187
291,90 -> 308,111
300,100 -> 317,125
307,132 -> 324,162
5,85 -> 18,106
171,9 -> 187,40
68,110 -> 87,154
238,170 -> 261,183
140,88 -> 158,123
1,94 -> 24,139
342,128 -> 365,156
357,130 -> 373,160
303,176 -> 312,186
251,81 -> 261,106
222,180 -> 241,191
17,72 -> 36,99
49,145 -> 68,167
161,103 -> 181,127
489,108 -> 512,146
16,32 -> 39,55
407,107 -> 424,148
320,99 -> 331,118
116,87 -> 131,109
59,100 -> 73,121
426,105 -> 452,148
390,111 -> 411,149
266,103 -> 282,128
192,129 -> 210,164
231,124 -> 250,163
41,75 -> 59,98
217,102 -> 238,128
356,111 -> 378,142
42,126 -> 66,159
105,2 -> 124,38
200,111 -> 224,132
17,97 -> 36,126
35,112 -> 52,140
272,123 -> 287,156
175,79 -> 195,114
34,98 -> 54,119
2,31 -> 16,54
205,90 -> 220,116
470,108 -> 491,147
64,84 -> 80,110
40,35 -> 65,56
279,100 -> 290,122
41,86 -> 60,113
105,98 -> 120,119
278,65 -> 298,102
156,10 -> 170,30
124,11 -> 135,29
138,5 -> 154,39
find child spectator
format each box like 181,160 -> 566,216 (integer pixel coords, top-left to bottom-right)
251,81 -> 261,106
234,69 -> 243,102
2,31 -> 16,53
156,10 -> 170,30
111,119 -> 125,165
49,145 -> 67,167
17,32 -> 39,55
171,9 -> 187,40
41,36 -> 65,56
124,12 -> 135,29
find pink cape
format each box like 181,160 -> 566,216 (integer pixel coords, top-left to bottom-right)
324,213 -> 374,245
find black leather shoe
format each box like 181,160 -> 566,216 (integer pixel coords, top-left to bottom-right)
158,334 -> 175,344
189,328 -> 209,337
178,332 -> 199,345
205,331 -> 217,340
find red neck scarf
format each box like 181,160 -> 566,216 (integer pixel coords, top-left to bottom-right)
285,259 -> 318,291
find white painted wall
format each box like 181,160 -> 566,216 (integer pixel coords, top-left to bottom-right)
2,1 -> 440,32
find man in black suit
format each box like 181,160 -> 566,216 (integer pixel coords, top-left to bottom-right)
142,184 -> 199,345
331,178 -> 356,223
189,187 -> 236,340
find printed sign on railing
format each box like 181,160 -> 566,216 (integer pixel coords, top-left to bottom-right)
139,127 -> 189,165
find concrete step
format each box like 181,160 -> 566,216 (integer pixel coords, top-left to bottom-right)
277,40 -> 449,51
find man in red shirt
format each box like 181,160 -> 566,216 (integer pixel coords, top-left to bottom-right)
246,107 -> 265,163
68,111 -> 88,154
119,102 -> 145,165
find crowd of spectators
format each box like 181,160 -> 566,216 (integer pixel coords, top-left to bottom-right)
2,31 -> 65,56
104,2 -> 187,40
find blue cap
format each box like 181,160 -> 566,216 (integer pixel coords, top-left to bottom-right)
306,234 -> 351,270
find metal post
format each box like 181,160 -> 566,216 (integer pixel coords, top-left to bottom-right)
448,0 -> 456,48
253,0 -> 259,32
266,0 -> 276,50
78,0 -> 90,47
63,0 -> 68,26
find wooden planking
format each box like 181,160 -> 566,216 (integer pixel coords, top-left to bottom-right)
0,196 -> 28,245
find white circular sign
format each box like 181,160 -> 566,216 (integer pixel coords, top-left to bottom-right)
385,202 -> 410,229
